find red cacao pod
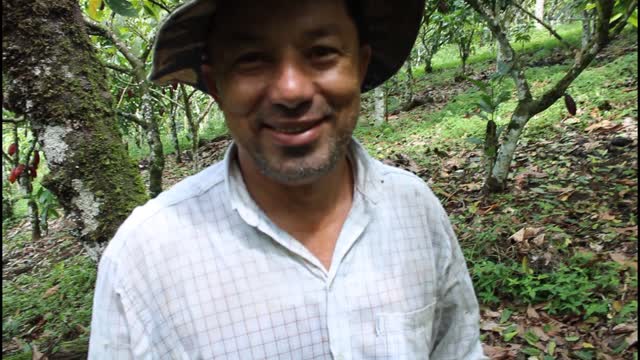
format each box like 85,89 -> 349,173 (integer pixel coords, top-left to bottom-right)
127,89 -> 134,98
29,166 -> 37,178
564,93 -> 577,116
171,82 -> 178,91
8,168 -> 18,183
15,164 -> 26,177
33,150 -> 40,167
8,143 -> 17,156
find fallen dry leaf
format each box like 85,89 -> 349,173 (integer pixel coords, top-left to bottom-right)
42,285 -> 59,298
532,233 -> 545,246
584,120 -> 623,133
527,305 -> 540,319
625,331 -> 638,346
532,326 -> 550,342
612,323 -> 636,334
510,227 -> 545,243
598,212 -> 616,221
32,344 -> 47,360
480,320 -> 503,333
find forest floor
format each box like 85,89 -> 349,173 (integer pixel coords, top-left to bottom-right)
2,28 -> 637,359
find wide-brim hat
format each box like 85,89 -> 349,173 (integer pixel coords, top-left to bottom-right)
149,0 -> 424,93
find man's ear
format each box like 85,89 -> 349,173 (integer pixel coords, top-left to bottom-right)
201,64 -> 221,103
358,45 -> 372,86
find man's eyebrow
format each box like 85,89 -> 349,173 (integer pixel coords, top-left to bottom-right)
226,32 -> 264,46
302,26 -> 341,41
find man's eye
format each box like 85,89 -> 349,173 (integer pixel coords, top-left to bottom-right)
235,52 -> 267,66
309,46 -> 339,60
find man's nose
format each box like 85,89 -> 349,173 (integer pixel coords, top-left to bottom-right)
269,57 -> 314,113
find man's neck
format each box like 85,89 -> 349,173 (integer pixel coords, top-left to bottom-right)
236,148 -> 354,231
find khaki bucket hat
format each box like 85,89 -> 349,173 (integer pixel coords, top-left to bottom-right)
149,0 -> 425,93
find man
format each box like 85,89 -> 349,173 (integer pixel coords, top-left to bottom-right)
89,0 -> 487,358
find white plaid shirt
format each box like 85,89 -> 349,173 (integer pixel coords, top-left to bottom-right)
89,139 -> 487,359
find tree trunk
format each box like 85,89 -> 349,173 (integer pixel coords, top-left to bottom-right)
534,0 -> 545,29
168,93 -> 182,163
3,0 -> 148,242
424,58 -> 434,73
141,90 -> 164,198
180,85 -> 200,171
24,176 -> 41,240
582,10 -> 593,49
483,119 -> 498,191
373,86 -> 386,126
404,57 -> 414,105
484,107 -> 532,192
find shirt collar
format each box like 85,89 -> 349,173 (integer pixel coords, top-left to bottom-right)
223,138 -> 382,227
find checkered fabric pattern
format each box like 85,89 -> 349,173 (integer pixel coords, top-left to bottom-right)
88,139 -> 487,359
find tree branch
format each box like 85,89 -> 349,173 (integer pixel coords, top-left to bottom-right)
117,111 -> 148,129
530,0 -> 636,115
22,136 -> 38,166
84,18 -> 145,72
147,0 -> 172,13
103,61 -> 133,75
2,150 -> 12,164
511,2 -> 576,50
611,0 -> 638,38
197,99 -> 216,125
464,0 -> 533,103
140,34 -> 156,65
2,118 -> 24,124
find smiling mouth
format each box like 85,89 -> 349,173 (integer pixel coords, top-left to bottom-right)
264,118 -> 325,134
262,117 -> 327,147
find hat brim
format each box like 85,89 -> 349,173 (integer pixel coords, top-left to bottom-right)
149,0 -> 424,94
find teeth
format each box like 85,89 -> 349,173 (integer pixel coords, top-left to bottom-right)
274,127 -> 309,134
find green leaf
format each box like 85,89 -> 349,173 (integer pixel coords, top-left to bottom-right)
104,0 -> 138,17
574,350 -> 594,360
524,330 -> 539,345
610,12 -> 623,23
565,335 -> 580,342
500,309 -> 513,323
628,9 -> 638,27
467,137 -> 484,145
87,0 -> 103,20
469,79 -> 488,91
496,90 -> 511,104
477,98 -> 494,114
522,346 -> 541,356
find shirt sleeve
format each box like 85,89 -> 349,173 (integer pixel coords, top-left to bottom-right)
430,213 -> 488,360
88,254 -> 135,359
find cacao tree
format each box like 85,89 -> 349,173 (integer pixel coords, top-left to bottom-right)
2,0 -> 148,242
465,0 -> 637,192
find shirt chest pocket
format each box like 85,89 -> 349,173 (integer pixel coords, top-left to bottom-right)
374,301 -> 436,359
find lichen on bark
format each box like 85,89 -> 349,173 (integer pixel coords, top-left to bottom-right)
3,0 -> 148,242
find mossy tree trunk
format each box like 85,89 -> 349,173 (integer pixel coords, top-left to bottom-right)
3,0 -> 148,242
85,18 -> 166,198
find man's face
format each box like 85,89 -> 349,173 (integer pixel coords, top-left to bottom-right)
203,0 -> 370,185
